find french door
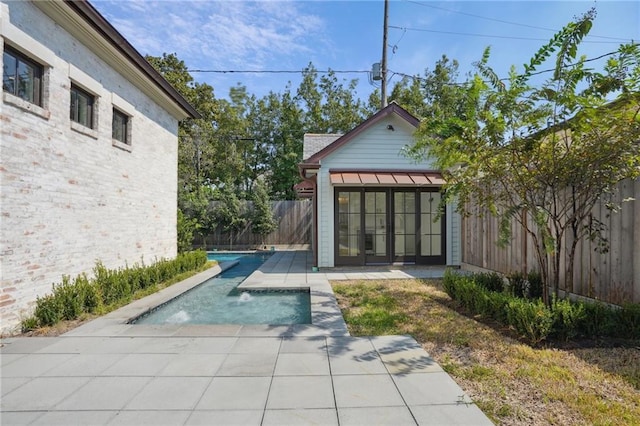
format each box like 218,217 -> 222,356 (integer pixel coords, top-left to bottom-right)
335,188 -> 446,266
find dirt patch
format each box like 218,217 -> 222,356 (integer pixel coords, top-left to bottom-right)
19,316 -> 98,337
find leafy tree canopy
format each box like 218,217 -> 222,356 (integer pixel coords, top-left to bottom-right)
409,9 -> 640,303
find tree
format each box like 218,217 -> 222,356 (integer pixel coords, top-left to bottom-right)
388,55 -> 465,120
411,11 -> 640,304
250,179 -> 278,247
178,186 -> 216,249
267,87 -> 305,200
214,180 -> 247,250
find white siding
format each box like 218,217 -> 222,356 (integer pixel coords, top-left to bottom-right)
0,1 -> 180,334
315,115 -> 461,267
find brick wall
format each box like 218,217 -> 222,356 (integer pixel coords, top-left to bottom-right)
1,2 -> 179,334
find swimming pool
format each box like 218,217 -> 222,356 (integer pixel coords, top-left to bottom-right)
132,252 -> 312,325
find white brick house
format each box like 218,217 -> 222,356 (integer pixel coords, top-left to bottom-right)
298,103 -> 461,268
0,0 -> 199,334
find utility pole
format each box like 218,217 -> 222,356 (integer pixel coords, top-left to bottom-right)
381,0 -> 389,108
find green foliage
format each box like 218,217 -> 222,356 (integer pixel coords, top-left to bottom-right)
552,297 -> 586,341
506,298 -> 555,345
527,272 -> 543,300
474,272 -> 504,293
506,272 -> 528,298
177,208 -> 197,253
214,181 -> 247,249
20,316 -> 38,333
33,294 -> 62,327
178,187 -> 216,249
250,179 -> 278,245
579,301 -> 615,337
615,304 -> 640,339
444,271 -> 640,344
507,271 -> 544,300
411,12 -> 640,304
27,251 -> 207,329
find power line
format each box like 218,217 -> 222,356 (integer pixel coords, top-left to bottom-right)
389,25 -> 627,44
401,0 -> 633,42
389,48 -> 628,84
187,69 -> 371,74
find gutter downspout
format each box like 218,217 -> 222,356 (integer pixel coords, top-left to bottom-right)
299,165 -> 319,268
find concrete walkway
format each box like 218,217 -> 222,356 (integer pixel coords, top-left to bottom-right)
1,251 -> 492,425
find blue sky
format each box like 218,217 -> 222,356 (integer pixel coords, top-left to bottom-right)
92,0 -> 639,102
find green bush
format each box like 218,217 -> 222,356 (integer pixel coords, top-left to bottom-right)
54,276 -> 84,321
506,271 -> 543,300
614,303 -> 640,339
442,269 -> 460,299
487,291 -> 511,323
552,298 -> 586,341
506,298 -> 554,345
28,250 -> 208,328
579,301 -> 614,337
21,316 -> 39,333
506,271 -> 528,298
527,271 -> 543,299
442,269 -> 640,344
33,294 -> 62,326
474,272 -> 504,293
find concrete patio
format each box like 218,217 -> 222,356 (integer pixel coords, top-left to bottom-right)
1,251 -> 492,425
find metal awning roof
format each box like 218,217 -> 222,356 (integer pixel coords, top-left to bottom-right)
329,170 -> 445,186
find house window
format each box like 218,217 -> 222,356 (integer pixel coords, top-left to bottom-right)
2,46 -> 43,106
70,84 -> 94,128
112,108 -> 130,145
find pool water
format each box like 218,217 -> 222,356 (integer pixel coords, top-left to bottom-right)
132,252 -> 312,325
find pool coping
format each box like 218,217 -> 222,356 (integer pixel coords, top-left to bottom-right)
64,251 -> 349,337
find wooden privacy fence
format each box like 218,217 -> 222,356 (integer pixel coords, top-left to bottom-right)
462,178 -> 640,304
194,200 -> 312,250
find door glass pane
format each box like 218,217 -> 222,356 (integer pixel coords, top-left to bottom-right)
365,214 -> 375,229
393,192 -> 416,258
405,235 -> 416,256
394,214 -> 403,234
431,235 -> 442,256
339,235 -> 349,256
349,193 -> 360,212
406,193 -> 416,213
348,215 -> 360,234
394,192 -> 404,212
338,191 -> 361,258
395,235 -> 405,256
365,192 -> 375,212
365,192 -> 386,258
420,191 -> 442,257
376,192 -> 385,213
349,236 -> 360,256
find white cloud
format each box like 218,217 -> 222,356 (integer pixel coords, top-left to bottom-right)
94,0 -> 327,71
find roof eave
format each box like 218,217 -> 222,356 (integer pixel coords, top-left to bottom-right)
36,0 -> 200,120
305,102 -> 420,163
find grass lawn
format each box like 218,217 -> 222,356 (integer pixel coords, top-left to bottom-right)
332,279 -> 640,426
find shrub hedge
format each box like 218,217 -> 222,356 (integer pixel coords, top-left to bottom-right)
24,250 -> 208,329
443,270 -> 640,344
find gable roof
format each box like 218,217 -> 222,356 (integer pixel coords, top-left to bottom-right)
35,0 -> 200,119
301,102 -> 419,166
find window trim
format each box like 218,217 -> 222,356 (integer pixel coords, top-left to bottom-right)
111,107 -> 132,151
2,45 -> 44,107
70,83 -> 96,130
